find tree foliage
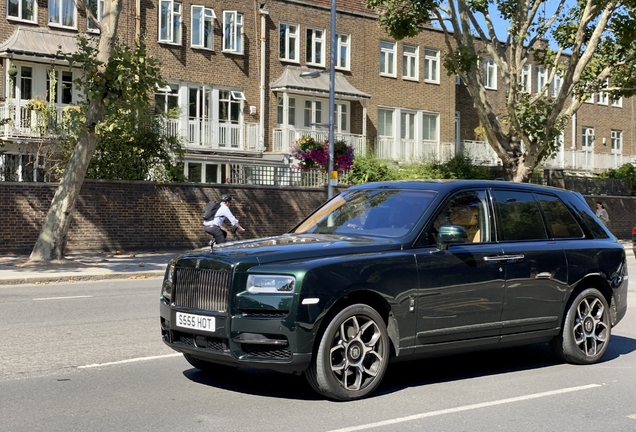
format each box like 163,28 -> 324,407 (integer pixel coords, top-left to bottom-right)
366,0 -> 636,182
29,0 -> 170,261
58,39 -> 183,182
342,155 -> 492,184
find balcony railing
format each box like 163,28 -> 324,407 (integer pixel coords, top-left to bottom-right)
375,137 -> 454,162
460,140 -> 625,171
543,151 -> 624,171
0,100 -> 69,140
164,119 -> 260,151
273,128 -> 366,156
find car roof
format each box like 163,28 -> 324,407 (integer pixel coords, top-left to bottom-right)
345,179 -> 570,195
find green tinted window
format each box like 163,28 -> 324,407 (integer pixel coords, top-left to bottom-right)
492,190 -> 547,241
536,194 -> 584,239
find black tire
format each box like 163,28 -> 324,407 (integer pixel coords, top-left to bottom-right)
305,304 -> 390,401
183,353 -> 236,374
550,288 -> 611,364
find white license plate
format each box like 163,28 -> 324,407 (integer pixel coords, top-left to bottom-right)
175,312 -> 216,333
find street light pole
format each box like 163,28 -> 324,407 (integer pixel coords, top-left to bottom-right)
327,0 -> 336,199
299,0 -> 337,199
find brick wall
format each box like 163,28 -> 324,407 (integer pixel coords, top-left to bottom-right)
1,181 -> 633,255
0,180 -> 329,254
584,195 -> 635,240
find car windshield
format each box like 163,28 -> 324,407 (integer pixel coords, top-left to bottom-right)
292,188 -> 437,237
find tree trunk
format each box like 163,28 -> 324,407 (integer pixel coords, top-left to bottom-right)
29,0 -> 122,262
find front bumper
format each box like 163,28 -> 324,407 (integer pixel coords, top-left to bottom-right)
160,300 -> 313,373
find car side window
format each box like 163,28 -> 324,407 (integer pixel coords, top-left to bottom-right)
491,190 -> 547,241
535,193 -> 584,239
423,190 -> 489,246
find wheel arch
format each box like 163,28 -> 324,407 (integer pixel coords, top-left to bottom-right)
570,275 -> 613,308
310,289 -> 398,360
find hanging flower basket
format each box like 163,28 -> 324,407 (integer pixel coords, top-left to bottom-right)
7,65 -> 17,77
290,135 -> 355,173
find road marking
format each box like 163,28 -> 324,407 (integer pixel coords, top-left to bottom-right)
628,414 -> 636,419
328,384 -> 602,432
33,295 -> 93,301
78,353 -> 182,369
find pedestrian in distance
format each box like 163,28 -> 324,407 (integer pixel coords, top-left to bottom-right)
595,201 -> 610,226
203,194 -> 245,245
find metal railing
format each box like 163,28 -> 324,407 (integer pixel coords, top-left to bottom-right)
0,100 -> 70,140
226,164 -> 325,187
374,137 -> 456,163
164,119 -> 261,151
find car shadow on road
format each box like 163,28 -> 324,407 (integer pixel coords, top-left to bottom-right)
183,366 -> 321,401
182,336 -> 636,401
377,336 -> 636,397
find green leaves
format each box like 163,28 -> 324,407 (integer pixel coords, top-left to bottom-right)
365,0 -> 435,40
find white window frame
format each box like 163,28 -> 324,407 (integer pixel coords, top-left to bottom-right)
48,0 -> 76,29
86,0 -> 103,32
551,73 -> 562,97
535,66 -> 547,94
423,48 -> 440,84
612,96 -> 623,107
335,33 -> 350,70
154,83 -> 180,114
306,27 -> 325,66
7,0 -> 36,22
47,70 -> 74,104
223,11 -> 243,54
218,88 -> 243,124
400,111 -> 416,140
191,6 -> 215,50
520,64 -> 531,93
422,112 -> 438,141
402,45 -> 418,81
378,108 -> 394,137
279,22 -> 299,62
303,100 -> 323,128
483,57 -> 497,90
611,130 -> 622,155
582,127 -> 594,151
277,96 -> 296,126
379,41 -> 396,77
230,90 -> 245,100
158,0 -> 182,45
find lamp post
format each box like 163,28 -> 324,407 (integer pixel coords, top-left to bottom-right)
300,0 -> 337,199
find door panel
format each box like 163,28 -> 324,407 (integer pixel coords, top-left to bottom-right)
414,243 -> 506,344
499,241 -> 568,334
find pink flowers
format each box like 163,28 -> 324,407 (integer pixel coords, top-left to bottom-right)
290,136 -> 355,173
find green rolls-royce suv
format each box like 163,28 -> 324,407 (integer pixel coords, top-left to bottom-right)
160,180 -> 628,401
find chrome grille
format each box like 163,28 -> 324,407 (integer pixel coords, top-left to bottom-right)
173,267 -> 230,312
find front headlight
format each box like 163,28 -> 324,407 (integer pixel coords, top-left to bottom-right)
162,259 -> 176,301
246,274 -> 295,294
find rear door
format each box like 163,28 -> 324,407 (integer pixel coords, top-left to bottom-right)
491,189 -> 569,335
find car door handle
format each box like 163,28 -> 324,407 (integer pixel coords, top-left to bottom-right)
483,254 -> 525,264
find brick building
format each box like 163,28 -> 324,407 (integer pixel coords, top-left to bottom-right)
0,0 -> 634,183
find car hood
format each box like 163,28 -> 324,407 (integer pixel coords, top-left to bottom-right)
176,233 -> 401,266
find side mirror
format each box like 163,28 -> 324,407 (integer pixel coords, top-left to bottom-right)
437,225 -> 468,251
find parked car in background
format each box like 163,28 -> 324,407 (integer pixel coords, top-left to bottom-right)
160,180 -> 628,401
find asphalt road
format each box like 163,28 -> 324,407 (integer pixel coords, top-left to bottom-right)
1,269 -> 636,432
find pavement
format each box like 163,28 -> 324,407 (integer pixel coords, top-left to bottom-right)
0,249 -> 184,286
0,241 -> 633,286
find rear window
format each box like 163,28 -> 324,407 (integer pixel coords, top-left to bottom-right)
536,194 -> 584,239
492,190 -> 547,241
